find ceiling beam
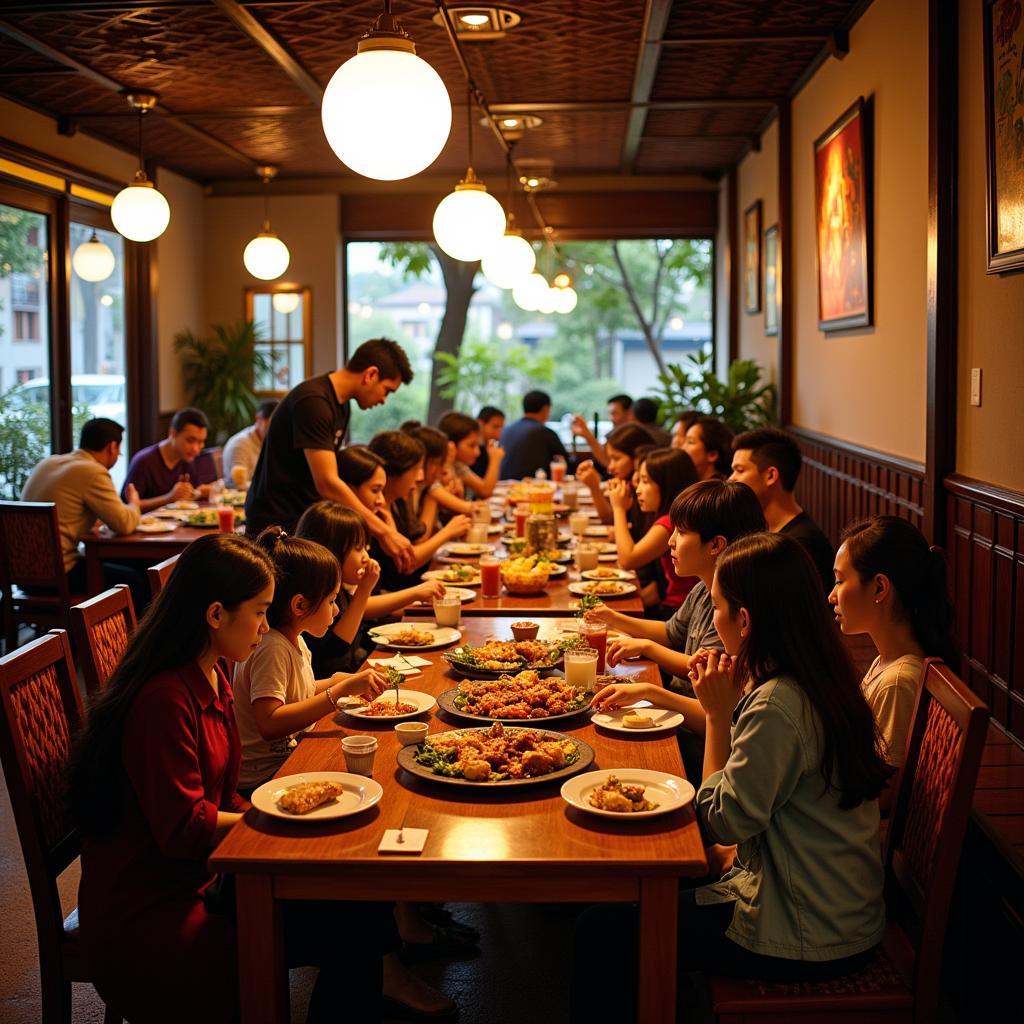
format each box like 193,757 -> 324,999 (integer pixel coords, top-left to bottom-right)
621,0 -> 674,172
211,0 -> 323,105
658,31 -> 829,46
491,98 -> 778,114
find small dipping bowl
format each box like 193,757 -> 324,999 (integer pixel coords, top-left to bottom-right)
510,620 -> 540,640
394,721 -> 429,747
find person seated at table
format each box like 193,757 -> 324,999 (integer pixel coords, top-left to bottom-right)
631,397 -> 673,447
469,405 -> 505,478
573,533 -> 889,1022
403,421 -> 478,524
679,414 -> 733,480
569,393 -> 634,468
438,410 -> 504,499
498,389 -> 568,480
20,416 -> 145,604
67,533 -> 410,1023
233,527 -> 386,794
368,430 -> 471,591
671,410 -> 700,451
221,399 -> 277,486
729,426 -> 835,595
122,406 -> 218,512
575,422 -> 651,525
831,515 -> 958,812
608,447 -> 699,617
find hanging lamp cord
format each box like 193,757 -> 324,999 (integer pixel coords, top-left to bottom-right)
466,84 -> 474,173
263,176 -> 271,232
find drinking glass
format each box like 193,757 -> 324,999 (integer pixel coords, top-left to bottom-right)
569,512 -> 590,538
467,524 -> 489,546
575,542 -> 599,572
433,594 -> 462,628
479,555 -> 501,598
472,502 -> 492,525
550,455 -> 567,483
579,620 -> 609,673
561,480 -> 579,510
563,648 -> 599,693
216,506 -> 236,533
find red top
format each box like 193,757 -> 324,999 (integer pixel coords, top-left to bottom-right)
656,513 -> 697,608
79,661 -> 248,1022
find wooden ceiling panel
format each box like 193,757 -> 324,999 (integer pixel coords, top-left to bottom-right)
644,108 -> 769,138
665,0 -> 858,35
635,136 -> 747,174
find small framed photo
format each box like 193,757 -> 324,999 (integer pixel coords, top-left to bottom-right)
764,223 -> 779,336
744,200 -> 762,314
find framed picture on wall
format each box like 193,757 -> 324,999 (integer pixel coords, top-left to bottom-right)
764,223 -> 779,336
744,200 -> 762,314
984,0 -> 1024,273
813,97 -> 872,331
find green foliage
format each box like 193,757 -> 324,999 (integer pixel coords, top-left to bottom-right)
653,350 -> 778,433
434,337 -> 554,412
348,378 -> 428,444
173,321 -> 270,445
0,206 -> 42,279
378,242 -> 434,280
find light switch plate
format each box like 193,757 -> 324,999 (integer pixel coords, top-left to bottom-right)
970,368 -> 982,407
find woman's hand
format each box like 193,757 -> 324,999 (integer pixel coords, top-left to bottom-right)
411,579 -> 447,604
607,478 -> 633,512
443,514 -> 472,539
691,650 -> 743,724
357,558 -> 382,590
575,460 -> 601,489
335,668 -> 386,699
584,604 -> 619,628
590,681 -> 653,711
606,636 -> 650,666
487,441 -> 505,463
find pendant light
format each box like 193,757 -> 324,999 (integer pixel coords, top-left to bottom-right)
481,155 -> 535,288
243,166 -> 290,281
433,89 -> 505,261
111,92 -> 170,243
322,1 -> 452,180
512,271 -> 548,312
72,229 -> 115,283
552,270 -> 578,314
272,292 -> 301,315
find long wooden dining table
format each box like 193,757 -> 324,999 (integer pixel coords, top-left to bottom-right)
211,615 -> 707,1024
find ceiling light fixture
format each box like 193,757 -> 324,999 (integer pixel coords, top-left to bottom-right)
432,5 -> 521,40
243,166 -> 290,281
272,292 -> 301,315
512,271 -> 548,312
481,153 -> 536,288
322,1 -> 452,180
72,229 -> 115,283
111,91 -> 170,243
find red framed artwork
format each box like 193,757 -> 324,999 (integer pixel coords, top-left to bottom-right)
814,97 -> 872,331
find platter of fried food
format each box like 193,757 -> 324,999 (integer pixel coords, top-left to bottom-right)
438,669 -> 592,723
581,567 -> 634,581
369,623 -> 462,650
443,639 -> 564,677
398,722 -> 594,787
560,770 -> 694,819
501,554 -> 567,577
568,580 -> 638,598
251,771 -> 383,821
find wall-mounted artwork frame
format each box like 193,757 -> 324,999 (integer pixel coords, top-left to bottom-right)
814,97 -> 872,331
744,199 -> 762,314
764,223 -> 779,336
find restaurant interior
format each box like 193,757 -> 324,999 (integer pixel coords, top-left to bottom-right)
0,0 -> 1022,1022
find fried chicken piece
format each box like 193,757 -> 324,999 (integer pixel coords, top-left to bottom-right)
277,781 -> 345,815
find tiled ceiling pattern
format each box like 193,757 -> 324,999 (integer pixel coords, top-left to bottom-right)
0,1 -> 867,183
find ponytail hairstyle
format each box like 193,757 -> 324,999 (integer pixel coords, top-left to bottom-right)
715,532 -> 892,808
69,534 -> 275,836
336,444 -> 385,488
643,446 -> 698,517
368,429 -> 425,476
256,526 -> 340,629
403,422 -> 449,463
605,422 -> 653,459
841,515 -> 959,667
437,410 -> 480,445
296,501 -> 369,568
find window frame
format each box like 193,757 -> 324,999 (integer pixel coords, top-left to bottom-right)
244,285 -> 313,398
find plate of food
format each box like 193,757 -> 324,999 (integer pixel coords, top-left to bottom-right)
591,703 -> 685,734
583,525 -> 611,537
136,518 -> 178,534
568,580 -> 638,599
251,771 -> 383,821
502,539 -> 572,563
443,640 -> 566,678
167,499 -> 200,510
438,669 -> 592,723
438,542 -> 495,558
340,687 -> 436,720
501,554 -> 567,577
561,770 -> 694,820
186,508 -> 246,528
368,623 -> 462,650
581,567 -> 633,581
397,722 -> 594,787
423,564 -> 482,585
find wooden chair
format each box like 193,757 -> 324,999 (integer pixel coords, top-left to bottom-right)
709,658 -> 989,1024
147,552 -> 179,598
0,501 -> 86,654
70,585 -> 136,697
0,629 -> 120,1023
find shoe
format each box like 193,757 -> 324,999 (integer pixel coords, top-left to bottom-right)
399,923 -> 480,963
419,904 -> 480,941
380,995 -> 459,1021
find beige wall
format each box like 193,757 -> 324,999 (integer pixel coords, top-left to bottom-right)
956,0 -> 1024,490
203,194 -> 342,379
736,118 -> 779,381
714,175 -> 731,378
790,0 -> 928,461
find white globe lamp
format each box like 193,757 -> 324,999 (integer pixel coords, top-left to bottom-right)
512,272 -> 548,312
537,286 -> 559,315
272,291 -> 301,315
321,8 -> 451,180
553,285 -> 578,314
111,175 -> 170,242
243,232 -> 290,281
432,169 -> 506,262
71,230 -> 115,282
481,228 -> 535,288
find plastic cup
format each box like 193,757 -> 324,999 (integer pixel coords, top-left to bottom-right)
575,542 -> 600,572
341,735 -> 378,776
550,458 -> 567,483
216,506 -> 236,533
433,594 -> 462,628
479,555 -> 501,598
467,523 -> 488,546
564,649 -> 599,693
561,481 -> 579,510
579,621 -> 609,673
395,722 -> 428,747
569,512 -> 590,537
473,503 -> 492,525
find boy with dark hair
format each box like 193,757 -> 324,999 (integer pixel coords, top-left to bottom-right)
123,406 -> 217,510
632,396 -> 672,447
470,405 -> 506,477
730,426 -> 835,594
498,390 -> 567,479
567,393 -> 634,468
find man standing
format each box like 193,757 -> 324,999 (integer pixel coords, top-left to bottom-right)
222,399 -> 278,484
122,407 -> 218,511
498,390 -> 568,480
244,338 -> 416,569
22,417 -> 144,602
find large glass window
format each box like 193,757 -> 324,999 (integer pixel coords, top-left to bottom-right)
0,201 -> 51,498
247,287 -> 311,396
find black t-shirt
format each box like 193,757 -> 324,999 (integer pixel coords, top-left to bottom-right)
780,511 -> 835,596
498,417 -> 567,479
245,374 -> 350,534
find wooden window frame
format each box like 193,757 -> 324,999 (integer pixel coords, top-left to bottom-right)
244,285 -> 313,397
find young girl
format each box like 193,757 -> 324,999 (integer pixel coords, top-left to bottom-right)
233,528 -> 385,793
681,415 -> 734,479
438,409 -> 503,499
68,534 -> 394,1023
609,446 -> 698,614
831,515 -> 958,808
573,533 -> 889,1020
574,422 -> 651,525
403,421 -> 481,526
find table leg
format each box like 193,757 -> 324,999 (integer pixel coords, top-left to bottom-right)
638,876 -> 679,1023
85,547 -> 103,595
235,873 -> 287,1024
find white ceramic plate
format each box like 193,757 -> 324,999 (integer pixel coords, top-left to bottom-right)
568,581 -> 638,598
423,568 -> 481,586
487,523 -> 504,535
582,568 -> 633,581
561,769 -> 694,820
415,586 -> 476,604
583,525 -> 611,537
251,771 -> 383,822
136,520 -> 178,534
167,500 -> 199,510
150,508 -> 189,520
341,688 -> 436,721
591,702 -> 685,734
368,623 -> 462,650
439,542 -> 495,558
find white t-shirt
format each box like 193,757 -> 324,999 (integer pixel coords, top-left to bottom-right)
222,425 -> 263,480
861,654 -> 924,768
233,628 -> 317,788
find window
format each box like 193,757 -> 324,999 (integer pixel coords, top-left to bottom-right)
13,309 -> 39,340
246,287 -> 311,396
